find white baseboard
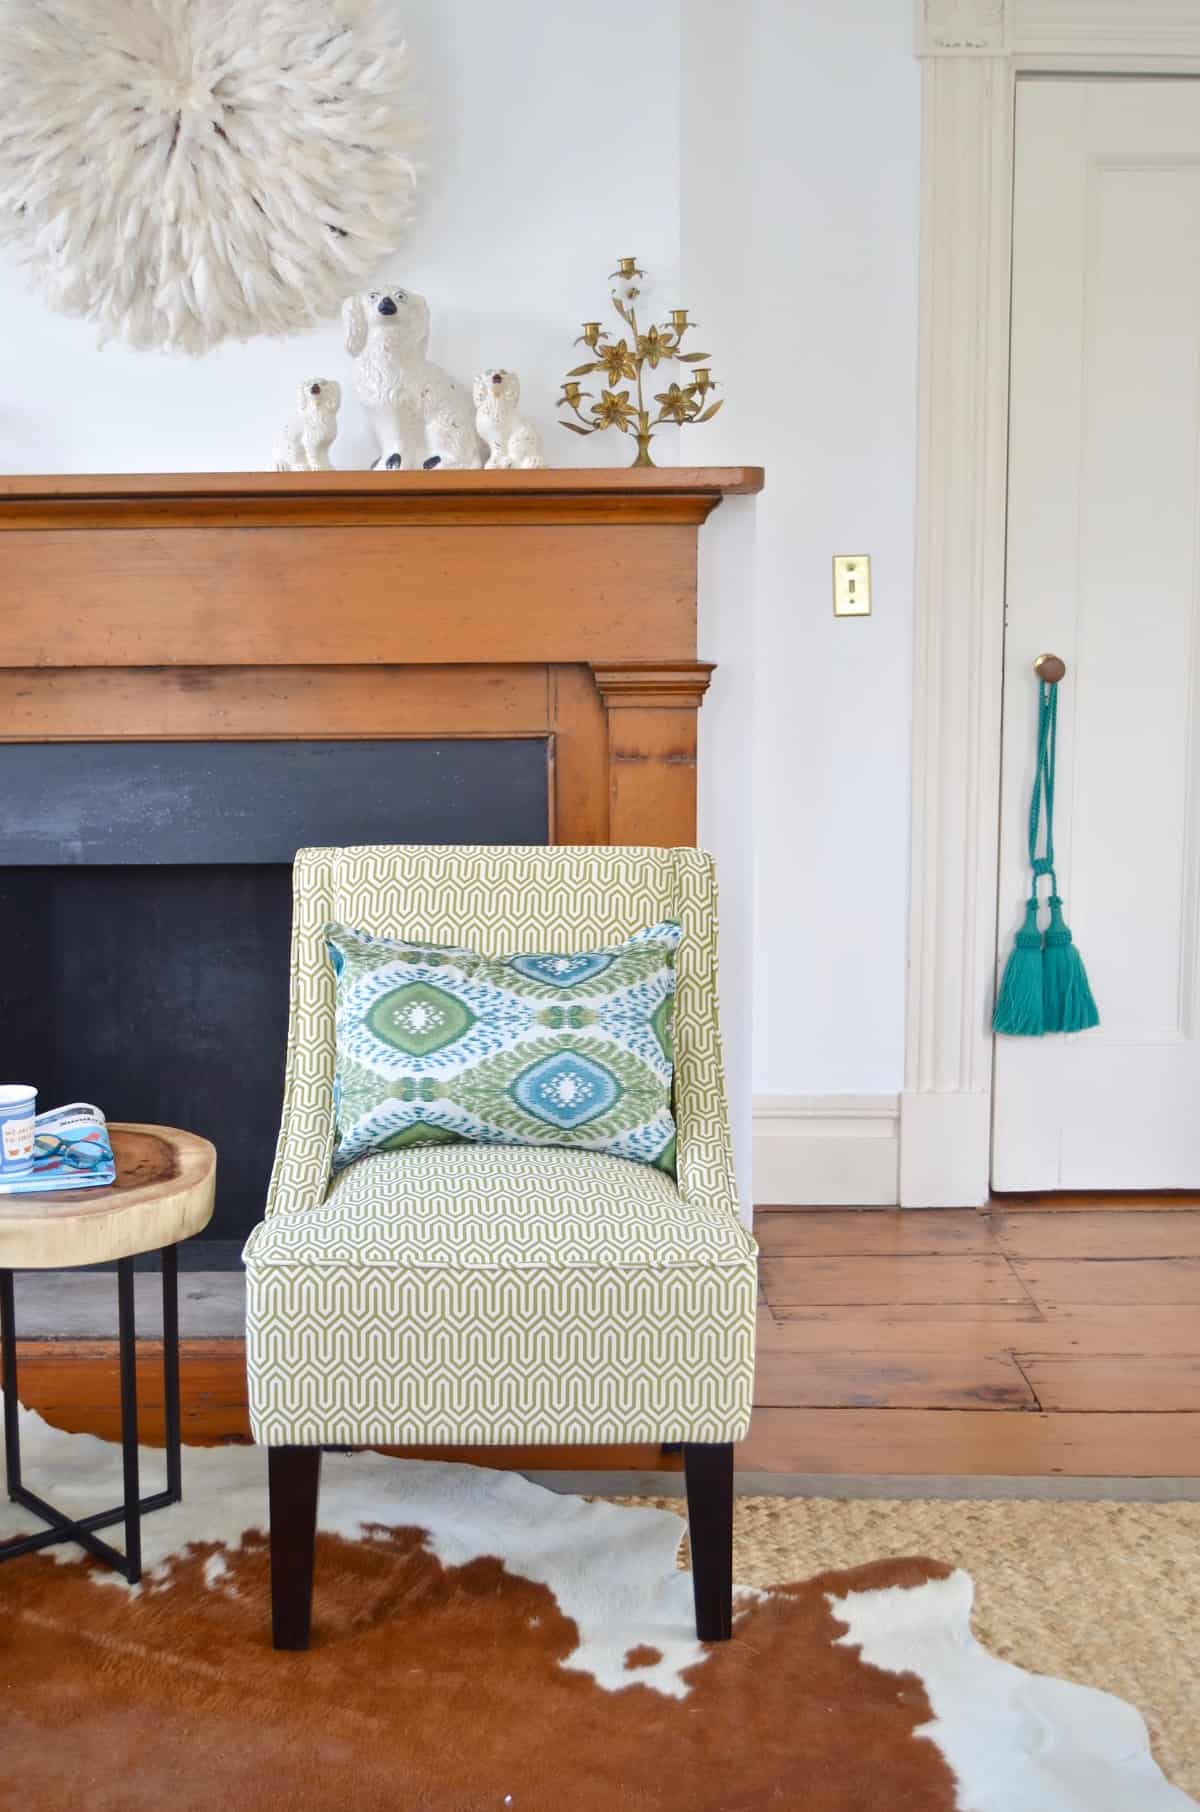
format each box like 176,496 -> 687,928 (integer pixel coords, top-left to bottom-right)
898,1089 -> 992,1208
752,1094 -> 900,1206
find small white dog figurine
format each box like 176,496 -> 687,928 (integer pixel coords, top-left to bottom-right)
272,379 -> 341,471
473,369 -> 546,470
343,286 -> 481,471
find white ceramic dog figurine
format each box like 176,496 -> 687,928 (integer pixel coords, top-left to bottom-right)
343,286 -> 481,471
271,378 -> 341,471
473,369 -> 546,470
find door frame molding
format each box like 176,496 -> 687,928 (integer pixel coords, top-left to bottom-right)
902,0 -> 1200,1205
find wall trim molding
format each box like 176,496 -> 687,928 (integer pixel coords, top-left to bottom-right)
919,1 -> 1008,55
1011,1 -> 1200,59
753,1094 -> 899,1207
903,0 -> 1195,1206
590,661 -> 715,710
918,0 -> 1200,59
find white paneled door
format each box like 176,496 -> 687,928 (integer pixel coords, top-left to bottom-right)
994,80 -> 1200,1191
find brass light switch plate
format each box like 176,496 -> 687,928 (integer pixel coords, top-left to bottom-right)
833,555 -> 871,617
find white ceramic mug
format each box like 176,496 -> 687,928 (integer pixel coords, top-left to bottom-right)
0,1085 -> 37,1176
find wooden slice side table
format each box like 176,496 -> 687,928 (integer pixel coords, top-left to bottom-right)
0,1124 -> 216,1583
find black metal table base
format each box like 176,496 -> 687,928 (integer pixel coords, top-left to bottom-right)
0,1245 -> 181,1584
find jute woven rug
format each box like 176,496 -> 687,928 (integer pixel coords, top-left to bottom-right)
645,1494 -> 1200,1801
1,1406 -> 1195,1811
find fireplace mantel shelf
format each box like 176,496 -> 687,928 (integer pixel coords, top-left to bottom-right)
0,467 -> 763,530
0,467 -> 762,499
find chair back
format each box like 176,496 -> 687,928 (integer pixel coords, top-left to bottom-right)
266,845 -> 736,1218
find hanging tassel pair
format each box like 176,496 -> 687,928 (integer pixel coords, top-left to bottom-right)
993,663 -> 1099,1037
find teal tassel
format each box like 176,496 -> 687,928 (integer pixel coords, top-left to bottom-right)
993,897 -> 1045,1036
995,673 -> 1099,1037
1042,894 -> 1099,1033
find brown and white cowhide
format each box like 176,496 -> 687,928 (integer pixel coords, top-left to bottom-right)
0,1403 -> 1193,1812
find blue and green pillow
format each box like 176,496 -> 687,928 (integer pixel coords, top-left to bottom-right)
326,921 -> 680,1174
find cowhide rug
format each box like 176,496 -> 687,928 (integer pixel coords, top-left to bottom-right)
0,1405 -> 1193,1812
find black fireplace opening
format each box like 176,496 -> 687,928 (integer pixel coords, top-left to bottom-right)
0,739 -> 550,1263
2,863 -> 292,1258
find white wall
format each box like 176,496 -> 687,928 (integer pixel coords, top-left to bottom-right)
746,2 -> 920,1084
680,0 -> 756,1217
685,1 -> 922,1202
0,1 -> 922,1209
0,0 -> 683,474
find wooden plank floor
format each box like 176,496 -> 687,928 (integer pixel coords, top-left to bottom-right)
11,1202 -> 1200,1479
745,1204 -> 1200,1476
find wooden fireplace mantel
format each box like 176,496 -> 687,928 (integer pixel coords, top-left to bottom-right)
1,468 -> 764,1458
0,467 -> 763,846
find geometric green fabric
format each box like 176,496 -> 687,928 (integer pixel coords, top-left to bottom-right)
326,920 -> 681,1174
244,845 -> 755,1447
244,1143 -> 757,1446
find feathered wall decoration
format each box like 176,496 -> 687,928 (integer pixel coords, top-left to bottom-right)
0,0 -> 421,355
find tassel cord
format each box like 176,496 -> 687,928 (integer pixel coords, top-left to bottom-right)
1027,679 -> 1057,890
994,674 -> 1099,1036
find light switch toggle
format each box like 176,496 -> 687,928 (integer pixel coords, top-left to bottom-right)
833,554 -> 871,617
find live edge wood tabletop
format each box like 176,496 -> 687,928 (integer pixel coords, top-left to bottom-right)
0,1124 -> 216,1270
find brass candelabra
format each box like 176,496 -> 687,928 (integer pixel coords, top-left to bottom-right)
558,258 -> 722,467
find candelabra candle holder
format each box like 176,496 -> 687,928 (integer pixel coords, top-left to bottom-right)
558,258 -> 723,467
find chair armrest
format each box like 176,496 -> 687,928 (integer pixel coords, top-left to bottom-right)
672,850 -> 740,1220
263,849 -> 338,1219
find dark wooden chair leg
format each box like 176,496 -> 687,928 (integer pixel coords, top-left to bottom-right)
269,1445 -> 321,1651
683,1441 -> 734,1641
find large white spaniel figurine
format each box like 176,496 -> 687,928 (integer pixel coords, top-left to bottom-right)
342,286 -> 481,471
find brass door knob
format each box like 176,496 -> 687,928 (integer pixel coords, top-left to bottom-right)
1034,653 -> 1066,683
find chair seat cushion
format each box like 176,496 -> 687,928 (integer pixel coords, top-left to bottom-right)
244,1146 -> 757,1448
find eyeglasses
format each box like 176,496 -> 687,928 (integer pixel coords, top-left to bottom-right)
33,1133 -> 107,1170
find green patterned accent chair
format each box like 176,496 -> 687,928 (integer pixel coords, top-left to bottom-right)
244,845 -> 757,1649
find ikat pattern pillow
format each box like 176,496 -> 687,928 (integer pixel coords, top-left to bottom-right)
326,921 -> 681,1174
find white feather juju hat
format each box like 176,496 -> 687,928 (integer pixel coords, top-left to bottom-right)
0,0 -> 421,355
